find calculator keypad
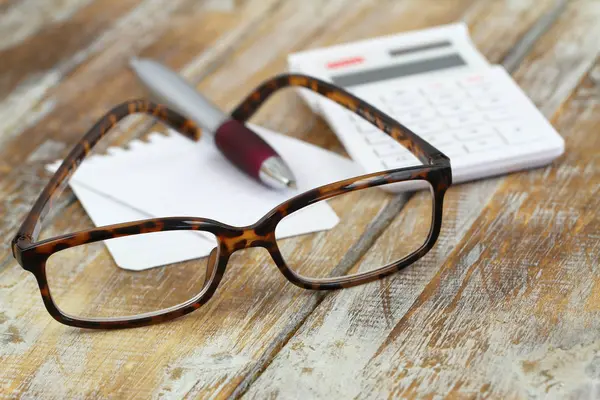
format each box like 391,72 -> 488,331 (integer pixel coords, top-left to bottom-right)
347,71 -> 544,170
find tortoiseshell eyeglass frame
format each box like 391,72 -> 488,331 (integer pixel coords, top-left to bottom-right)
12,74 -> 451,329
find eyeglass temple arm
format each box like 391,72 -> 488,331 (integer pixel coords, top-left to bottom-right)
230,73 -> 444,166
14,100 -> 200,248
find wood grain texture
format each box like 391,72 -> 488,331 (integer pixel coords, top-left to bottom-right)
1,0 -> 598,398
243,1 -> 600,398
359,64 -> 600,399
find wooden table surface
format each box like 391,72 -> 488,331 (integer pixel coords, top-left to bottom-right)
1,0 -> 599,398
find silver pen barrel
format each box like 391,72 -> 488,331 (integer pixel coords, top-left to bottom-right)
130,58 -> 297,190
130,58 -> 227,135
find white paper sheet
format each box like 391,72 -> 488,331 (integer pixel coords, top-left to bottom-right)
48,125 -> 360,270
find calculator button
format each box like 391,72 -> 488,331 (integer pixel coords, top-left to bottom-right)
359,129 -> 383,137
438,144 -> 467,157
349,113 -> 371,124
372,143 -> 405,157
496,122 -> 541,144
459,73 -> 495,88
380,88 -> 422,103
349,113 -> 362,122
387,96 -> 429,112
436,102 -> 477,117
475,95 -> 507,109
453,125 -> 497,140
427,135 -> 455,148
382,154 -> 412,169
407,119 -> 446,135
365,132 -> 395,145
425,90 -> 468,105
424,80 -> 459,92
468,86 -> 500,99
394,107 -> 437,124
460,73 -> 486,85
354,120 -> 379,133
464,135 -> 505,153
483,108 -> 514,121
445,114 -> 485,128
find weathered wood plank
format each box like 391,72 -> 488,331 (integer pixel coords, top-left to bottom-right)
129,1 -> 568,398
0,0 -> 281,238
1,0 -> 597,398
0,0 -> 285,397
1,0 -> 481,398
357,61 -> 600,400
0,0 -> 215,151
0,0 -> 142,98
243,1 -> 600,398
0,0 -> 94,54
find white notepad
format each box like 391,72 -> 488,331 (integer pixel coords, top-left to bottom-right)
48,125 -> 360,270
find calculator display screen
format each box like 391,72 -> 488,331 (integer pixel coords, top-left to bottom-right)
331,53 -> 466,88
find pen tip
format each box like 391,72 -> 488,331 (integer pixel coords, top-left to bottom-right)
259,156 -> 297,190
129,57 -> 141,69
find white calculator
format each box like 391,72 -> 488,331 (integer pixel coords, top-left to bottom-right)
288,24 -> 564,186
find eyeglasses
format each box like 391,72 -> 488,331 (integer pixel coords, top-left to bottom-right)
12,74 -> 451,329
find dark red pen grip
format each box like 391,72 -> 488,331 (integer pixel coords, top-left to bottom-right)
214,119 -> 277,179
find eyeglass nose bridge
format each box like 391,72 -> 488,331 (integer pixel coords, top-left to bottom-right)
220,226 -> 278,255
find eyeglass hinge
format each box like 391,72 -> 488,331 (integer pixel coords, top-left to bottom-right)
429,152 -> 450,165
11,234 -> 32,264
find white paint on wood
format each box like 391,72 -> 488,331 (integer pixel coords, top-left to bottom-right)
492,0 -> 568,72
50,0 -> 198,102
0,272 -> 49,361
243,179 -> 501,399
356,55 -> 600,400
0,0 -> 93,51
153,342 -> 253,399
0,0 -> 195,148
2,1 -> 599,398
19,357 -> 75,398
242,1 -> 600,398
514,340 -> 600,396
514,2 -> 600,116
26,139 -> 67,163
179,0 -> 282,83
358,193 -> 600,398
203,0 -> 235,12
0,72 -> 59,148
203,0 -> 376,104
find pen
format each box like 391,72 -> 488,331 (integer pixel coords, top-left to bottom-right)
129,58 -> 297,190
